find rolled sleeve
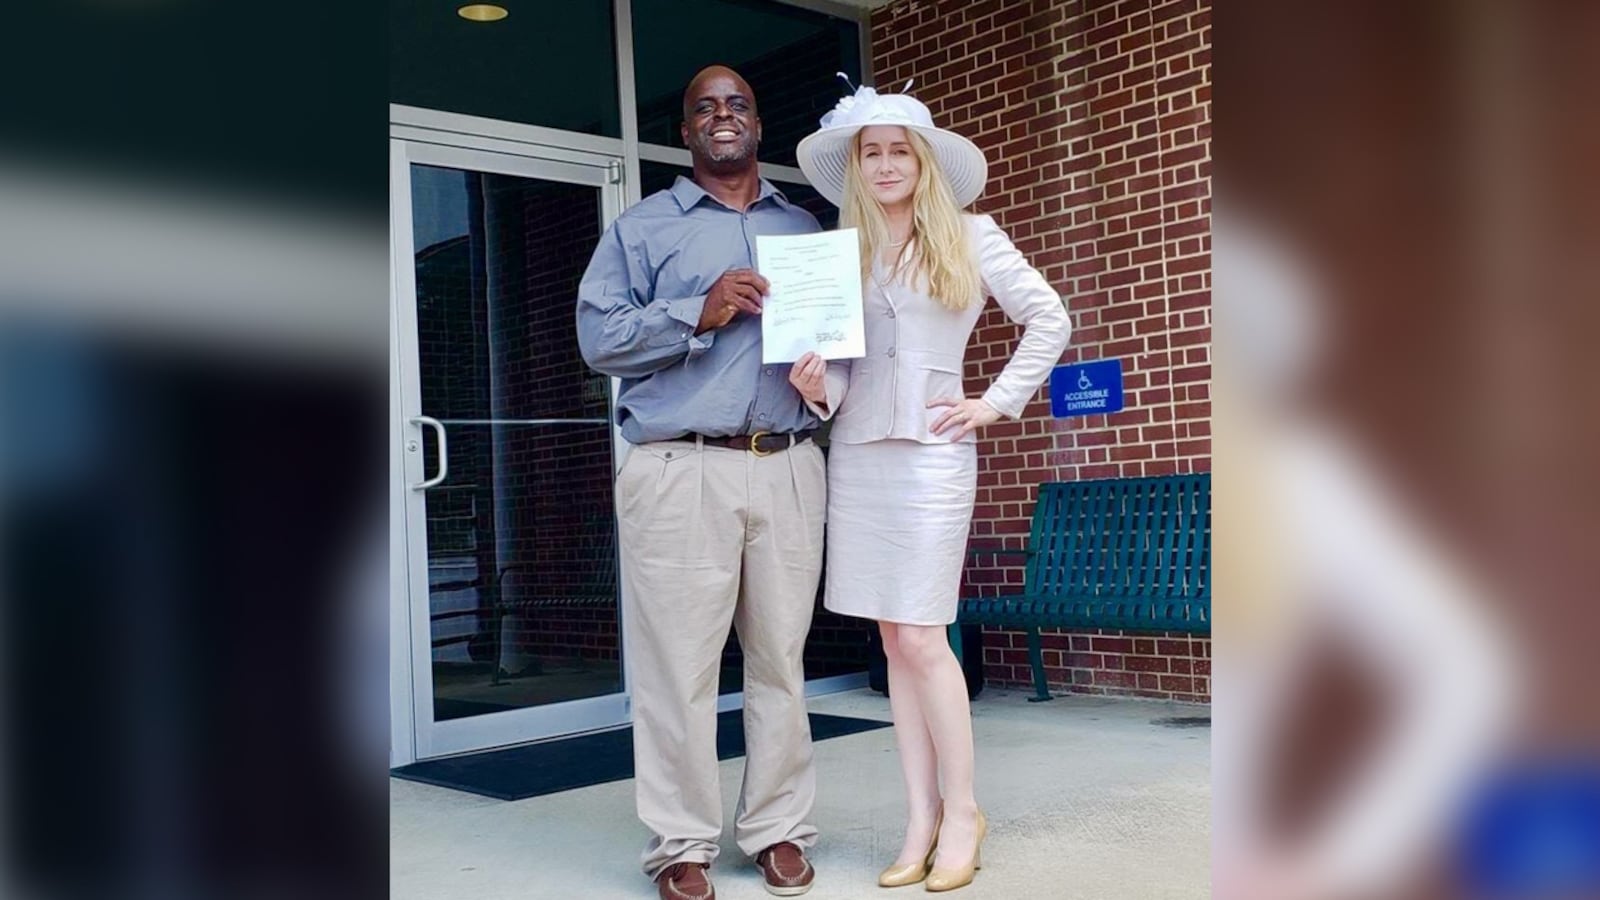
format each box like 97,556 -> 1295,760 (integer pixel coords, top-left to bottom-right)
664,295 -> 716,359
576,226 -> 707,378
973,215 -> 1072,418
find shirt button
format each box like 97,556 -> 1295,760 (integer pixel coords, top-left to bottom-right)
887,347 -> 897,358
764,368 -> 774,376
887,309 -> 896,318
758,413 -> 770,421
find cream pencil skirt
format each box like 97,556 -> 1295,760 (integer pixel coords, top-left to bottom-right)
823,438 -> 978,626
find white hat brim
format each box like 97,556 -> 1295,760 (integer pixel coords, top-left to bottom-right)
796,123 -> 989,209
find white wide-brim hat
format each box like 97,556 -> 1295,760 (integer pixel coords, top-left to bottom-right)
796,79 -> 989,208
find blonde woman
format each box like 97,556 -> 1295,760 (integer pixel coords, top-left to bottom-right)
793,83 -> 1071,892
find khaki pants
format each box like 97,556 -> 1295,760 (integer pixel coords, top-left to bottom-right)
617,437 -> 825,879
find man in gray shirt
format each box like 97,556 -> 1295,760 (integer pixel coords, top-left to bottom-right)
577,66 -> 825,900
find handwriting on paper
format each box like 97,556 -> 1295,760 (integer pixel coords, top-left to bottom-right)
755,229 -> 867,364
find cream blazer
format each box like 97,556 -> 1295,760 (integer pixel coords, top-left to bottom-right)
809,214 -> 1071,443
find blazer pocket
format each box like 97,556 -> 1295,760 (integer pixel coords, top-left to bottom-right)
919,365 -> 966,406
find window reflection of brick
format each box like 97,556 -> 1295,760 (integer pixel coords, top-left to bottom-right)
414,175 -> 618,668
492,179 -> 614,663
633,17 -> 854,168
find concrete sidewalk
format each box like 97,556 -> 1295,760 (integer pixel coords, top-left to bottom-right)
391,687 -> 1210,899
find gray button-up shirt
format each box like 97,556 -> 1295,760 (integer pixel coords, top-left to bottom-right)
576,176 -> 823,443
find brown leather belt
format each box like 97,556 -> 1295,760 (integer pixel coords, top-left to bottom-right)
682,430 -> 816,457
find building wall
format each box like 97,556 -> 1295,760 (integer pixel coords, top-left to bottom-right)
870,0 -> 1212,702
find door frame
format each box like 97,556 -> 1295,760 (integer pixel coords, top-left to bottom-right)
389,115 -> 630,766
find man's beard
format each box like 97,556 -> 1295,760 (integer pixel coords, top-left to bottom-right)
695,133 -> 759,167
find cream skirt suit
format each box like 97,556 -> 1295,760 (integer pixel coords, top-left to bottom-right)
809,214 -> 1071,625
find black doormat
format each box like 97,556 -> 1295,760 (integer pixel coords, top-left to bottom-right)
391,711 -> 891,801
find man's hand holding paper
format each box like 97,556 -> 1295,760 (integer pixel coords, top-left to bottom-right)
754,228 -> 867,364
696,268 -> 768,335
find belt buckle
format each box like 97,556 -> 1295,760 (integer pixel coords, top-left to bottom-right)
748,430 -> 774,457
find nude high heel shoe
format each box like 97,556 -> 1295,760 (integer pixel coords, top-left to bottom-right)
878,806 -> 943,888
923,809 -> 985,892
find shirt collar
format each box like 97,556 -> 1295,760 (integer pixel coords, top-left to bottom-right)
670,175 -> 790,212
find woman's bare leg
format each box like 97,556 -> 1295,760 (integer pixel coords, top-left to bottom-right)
880,621 -> 943,866
893,623 -> 979,869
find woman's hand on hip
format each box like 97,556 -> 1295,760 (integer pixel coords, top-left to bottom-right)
788,351 -> 827,404
927,397 -> 1001,440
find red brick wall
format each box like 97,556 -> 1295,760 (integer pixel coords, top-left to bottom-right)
871,0 -> 1212,702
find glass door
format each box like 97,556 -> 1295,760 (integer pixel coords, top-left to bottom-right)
391,138 -> 627,761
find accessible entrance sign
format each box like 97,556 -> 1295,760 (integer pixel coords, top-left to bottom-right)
1049,359 -> 1125,417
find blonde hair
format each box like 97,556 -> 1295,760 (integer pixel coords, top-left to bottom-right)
840,129 -> 983,311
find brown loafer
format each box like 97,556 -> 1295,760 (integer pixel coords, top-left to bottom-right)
756,842 -> 814,896
656,861 -> 714,900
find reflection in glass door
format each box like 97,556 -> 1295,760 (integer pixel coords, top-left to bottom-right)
393,140 -> 627,760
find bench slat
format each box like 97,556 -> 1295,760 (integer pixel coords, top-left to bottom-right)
956,475 -> 1211,697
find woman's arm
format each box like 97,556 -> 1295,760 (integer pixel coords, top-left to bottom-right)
971,214 -> 1072,418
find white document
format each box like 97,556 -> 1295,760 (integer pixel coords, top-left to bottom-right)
755,228 -> 866,364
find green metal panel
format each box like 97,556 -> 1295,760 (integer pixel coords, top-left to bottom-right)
1024,484 -> 1052,589
1197,476 -> 1212,602
960,474 -> 1211,637
1025,627 -> 1051,702
1129,478 -> 1157,597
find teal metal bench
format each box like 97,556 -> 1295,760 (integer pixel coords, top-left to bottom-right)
952,474 -> 1211,701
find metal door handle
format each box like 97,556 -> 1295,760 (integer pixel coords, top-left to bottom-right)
409,416 -> 448,489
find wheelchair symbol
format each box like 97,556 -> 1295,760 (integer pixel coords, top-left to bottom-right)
1077,370 -> 1093,391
